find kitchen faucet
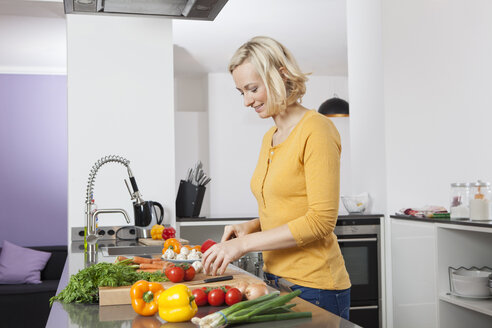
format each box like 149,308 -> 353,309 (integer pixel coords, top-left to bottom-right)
84,155 -> 142,247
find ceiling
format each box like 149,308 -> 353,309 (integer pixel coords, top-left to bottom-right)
0,0 -> 347,76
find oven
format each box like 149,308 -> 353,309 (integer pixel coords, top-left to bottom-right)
335,216 -> 381,328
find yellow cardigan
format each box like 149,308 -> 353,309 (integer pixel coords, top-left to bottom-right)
251,110 -> 351,290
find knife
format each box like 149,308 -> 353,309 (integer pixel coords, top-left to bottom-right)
186,275 -> 233,285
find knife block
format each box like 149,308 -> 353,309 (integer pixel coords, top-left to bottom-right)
175,180 -> 206,218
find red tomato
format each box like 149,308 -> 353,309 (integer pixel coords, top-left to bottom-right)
184,265 -> 196,281
165,265 -> 184,283
192,289 -> 208,306
225,288 -> 243,306
208,288 -> 225,306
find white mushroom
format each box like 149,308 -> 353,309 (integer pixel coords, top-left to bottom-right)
180,247 -> 190,256
162,248 -> 175,260
176,253 -> 187,260
191,261 -> 203,273
187,252 -> 201,260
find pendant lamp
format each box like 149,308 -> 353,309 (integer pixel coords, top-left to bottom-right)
318,95 -> 349,117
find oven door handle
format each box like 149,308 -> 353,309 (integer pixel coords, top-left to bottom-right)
350,305 -> 379,310
337,237 -> 377,242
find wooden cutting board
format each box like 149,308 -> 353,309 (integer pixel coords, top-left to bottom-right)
99,267 -> 262,306
138,237 -> 189,246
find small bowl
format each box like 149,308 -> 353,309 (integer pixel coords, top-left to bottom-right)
341,193 -> 369,214
451,268 -> 492,297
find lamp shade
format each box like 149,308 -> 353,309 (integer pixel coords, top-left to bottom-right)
318,97 -> 349,117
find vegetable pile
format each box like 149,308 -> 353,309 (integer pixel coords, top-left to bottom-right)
191,282 -> 268,308
50,257 -> 169,305
191,290 -> 311,328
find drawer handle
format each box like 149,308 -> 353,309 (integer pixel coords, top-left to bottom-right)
337,238 -> 377,242
350,305 -> 379,310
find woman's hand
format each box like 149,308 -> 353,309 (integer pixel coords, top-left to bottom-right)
202,238 -> 246,276
221,219 -> 261,242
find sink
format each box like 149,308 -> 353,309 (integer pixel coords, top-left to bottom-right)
100,245 -> 163,257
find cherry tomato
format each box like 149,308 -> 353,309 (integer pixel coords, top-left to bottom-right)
184,265 -> 196,281
208,288 -> 225,306
192,289 -> 208,306
165,265 -> 184,283
225,288 -> 243,306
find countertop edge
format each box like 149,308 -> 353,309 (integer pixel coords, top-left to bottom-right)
390,214 -> 492,228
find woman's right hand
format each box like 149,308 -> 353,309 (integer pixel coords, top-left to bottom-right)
221,219 -> 260,242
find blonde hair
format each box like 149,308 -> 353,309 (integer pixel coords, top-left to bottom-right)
228,36 -> 309,116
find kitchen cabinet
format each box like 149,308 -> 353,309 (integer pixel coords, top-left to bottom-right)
391,216 -> 492,328
391,219 -> 438,328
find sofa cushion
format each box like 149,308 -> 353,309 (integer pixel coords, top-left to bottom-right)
0,241 -> 51,284
0,279 -> 60,295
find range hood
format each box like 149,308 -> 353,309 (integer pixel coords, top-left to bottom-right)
64,0 -> 229,21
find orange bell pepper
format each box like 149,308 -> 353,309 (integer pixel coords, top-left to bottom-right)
131,315 -> 162,328
162,238 -> 181,254
130,280 -> 165,316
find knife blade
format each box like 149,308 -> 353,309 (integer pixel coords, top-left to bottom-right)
186,275 -> 233,285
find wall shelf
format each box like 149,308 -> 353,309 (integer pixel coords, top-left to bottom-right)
439,293 -> 492,317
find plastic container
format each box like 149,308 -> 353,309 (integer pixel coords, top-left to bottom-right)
449,183 -> 470,219
469,180 -> 491,221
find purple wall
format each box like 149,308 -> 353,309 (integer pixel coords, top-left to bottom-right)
0,74 -> 67,247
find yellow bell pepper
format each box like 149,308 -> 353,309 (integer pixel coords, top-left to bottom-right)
158,284 -> 197,322
150,224 -> 164,240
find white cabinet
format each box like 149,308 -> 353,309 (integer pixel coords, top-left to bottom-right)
391,218 -> 492,328
436,224 -> 492,328
391,219 -> 438,328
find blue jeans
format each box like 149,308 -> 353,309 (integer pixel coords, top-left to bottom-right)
264,272 -> 350,320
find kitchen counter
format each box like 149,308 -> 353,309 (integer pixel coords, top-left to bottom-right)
45,244 -> 362,328
391,214 -> 492,229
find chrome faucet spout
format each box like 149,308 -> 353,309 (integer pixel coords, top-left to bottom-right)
86,208 -> 131,244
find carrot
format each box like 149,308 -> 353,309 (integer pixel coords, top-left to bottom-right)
139,263 -> 166,270
136,269 -> 162,273
132,256 -> 153,264
116,256 -> 129,262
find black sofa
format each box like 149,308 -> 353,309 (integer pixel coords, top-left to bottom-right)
0,245 -> 67,328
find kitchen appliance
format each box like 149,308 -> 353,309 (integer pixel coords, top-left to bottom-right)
63,0 -> 229,21
335,216 -> 381,328
133,201 -> 164,234
124,167 -> 165,239
234,215 -> 382,328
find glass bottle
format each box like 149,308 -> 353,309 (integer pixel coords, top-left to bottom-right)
469,180 -> 491,221
449,183 -> 470,219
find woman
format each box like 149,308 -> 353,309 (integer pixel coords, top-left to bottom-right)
201,36 -> 351,319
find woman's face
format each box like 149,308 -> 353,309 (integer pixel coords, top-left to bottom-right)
232,61 -> 269,118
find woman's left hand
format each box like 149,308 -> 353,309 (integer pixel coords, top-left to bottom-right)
202,238 -> 246,276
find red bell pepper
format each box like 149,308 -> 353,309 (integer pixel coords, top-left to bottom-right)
201,239 -> 217,253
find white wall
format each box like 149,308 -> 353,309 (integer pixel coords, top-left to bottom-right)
382,0 -> 492,213
202,73 -> 350,217
174,75 -> 211,216
346,0 -> 386,215
67,15 -> 176,231
0,13 -> 66,74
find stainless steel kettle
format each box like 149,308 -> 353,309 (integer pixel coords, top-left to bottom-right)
133,201 -> 164,228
